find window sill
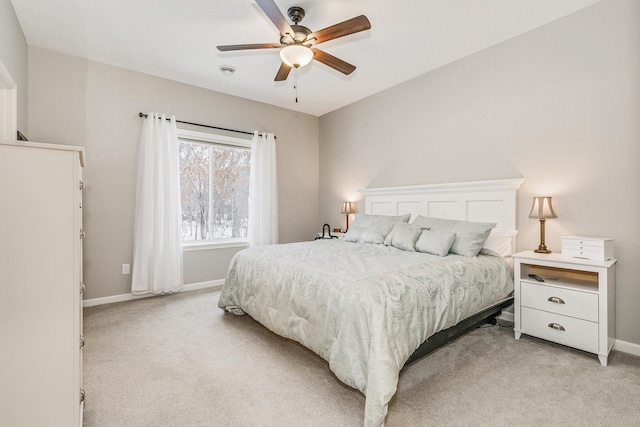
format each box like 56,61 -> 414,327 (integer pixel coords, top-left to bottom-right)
182,240 -> 248,252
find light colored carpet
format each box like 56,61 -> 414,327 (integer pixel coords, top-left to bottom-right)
83,288 -> 640,426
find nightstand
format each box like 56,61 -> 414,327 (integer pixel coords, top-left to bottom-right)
316,231 -> 345,239
513,250 -> 617,366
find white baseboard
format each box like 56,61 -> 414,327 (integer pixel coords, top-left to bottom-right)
614,339 -> 640,357
83,280 -> 224,308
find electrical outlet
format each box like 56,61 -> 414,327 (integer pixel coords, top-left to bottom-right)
122,263 -> 130,275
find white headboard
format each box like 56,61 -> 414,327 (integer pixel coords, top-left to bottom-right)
360,179 -> 525,230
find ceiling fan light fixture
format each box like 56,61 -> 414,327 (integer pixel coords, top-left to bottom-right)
279,45 -> 313,68
217,2 -> 371,82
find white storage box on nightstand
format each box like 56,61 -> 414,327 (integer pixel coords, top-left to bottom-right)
562,236 -> 614,261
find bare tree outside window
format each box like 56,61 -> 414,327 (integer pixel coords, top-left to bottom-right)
179,140 -> 250,241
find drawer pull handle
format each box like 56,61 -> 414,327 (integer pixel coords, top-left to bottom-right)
80,389 -> 85,403
548,323 -> 565,331
79,336 -> 85,348
548,296 -> 565,305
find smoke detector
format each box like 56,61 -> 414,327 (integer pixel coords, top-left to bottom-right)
219,65 -> 236,76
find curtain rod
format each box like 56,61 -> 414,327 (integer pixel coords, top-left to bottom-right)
138,112 -> 275,139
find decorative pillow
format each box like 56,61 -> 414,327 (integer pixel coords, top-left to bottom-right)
344,213 -> 411,244
415,229 -> 456,256
383,222 -> 423,251
343,214 -> 370,242
483,227 -> 518,257
411,216 -> 496,257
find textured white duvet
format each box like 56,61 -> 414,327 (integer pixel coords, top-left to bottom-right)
218,239 -> 513,426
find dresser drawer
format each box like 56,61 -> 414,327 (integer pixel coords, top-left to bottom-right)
520,281 -> 598,322
521,307 -> 598,353
562,247 -> 605,260
563,239 -> 605,249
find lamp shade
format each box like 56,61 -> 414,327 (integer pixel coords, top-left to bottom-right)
529,197 -> 557,219
279,45 -> 314,68
341,202 -> 355,215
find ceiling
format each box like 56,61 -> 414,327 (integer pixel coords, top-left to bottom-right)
11,0 -> 600,117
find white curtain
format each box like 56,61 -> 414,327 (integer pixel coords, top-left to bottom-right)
132,113 -> 184,295
248,131 -> 279,247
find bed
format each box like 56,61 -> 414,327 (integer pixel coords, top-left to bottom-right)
218,179 -> 524,426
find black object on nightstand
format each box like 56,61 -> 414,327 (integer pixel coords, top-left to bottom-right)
315,224 -> 338,240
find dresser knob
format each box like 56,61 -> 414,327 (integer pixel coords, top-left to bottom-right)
548,323 -> 566,331
548,296 -> 565,304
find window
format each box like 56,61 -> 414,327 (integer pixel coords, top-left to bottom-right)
178,129 -> 251,249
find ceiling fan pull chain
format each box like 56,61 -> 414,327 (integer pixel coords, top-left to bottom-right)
294,66 -> 298,103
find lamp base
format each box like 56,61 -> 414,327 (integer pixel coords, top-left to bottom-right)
534,218 -> 552,254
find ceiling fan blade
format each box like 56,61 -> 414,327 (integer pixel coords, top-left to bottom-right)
217,43 -> 281,51
311,49 -> 356,75
255,0 -> 294,37
274,62 -> 292,81
307,15 -> 371,45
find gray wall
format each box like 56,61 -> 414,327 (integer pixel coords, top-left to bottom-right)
319,0 -> 640,346
0,0 -> 28,135
27,47 -> 319,300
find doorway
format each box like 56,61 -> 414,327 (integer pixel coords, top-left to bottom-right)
0,58 -> 18,141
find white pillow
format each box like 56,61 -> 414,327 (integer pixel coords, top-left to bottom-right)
411,216 -> 496,257
384,222 -> 423,251
344,213 -> 411,244
483,227 -> 518,257
415,229 -> 456,257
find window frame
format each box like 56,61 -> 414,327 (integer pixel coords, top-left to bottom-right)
177,128 -> 251,251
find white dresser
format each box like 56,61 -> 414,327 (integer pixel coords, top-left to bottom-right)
0,141 -> 85,426
513,250 -> 616,366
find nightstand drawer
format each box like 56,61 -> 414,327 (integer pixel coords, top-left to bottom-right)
521,307 -> 598,353
520,281 -> 598,322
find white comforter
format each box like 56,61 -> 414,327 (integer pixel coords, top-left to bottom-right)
218,239 -> 513,426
